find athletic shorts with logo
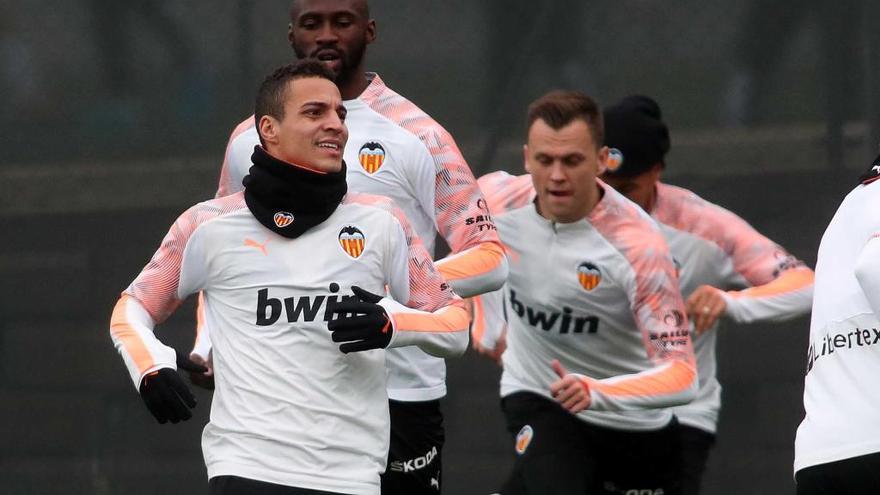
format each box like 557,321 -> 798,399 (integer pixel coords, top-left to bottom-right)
500,392 -> 681,495
382,399 -> 444,494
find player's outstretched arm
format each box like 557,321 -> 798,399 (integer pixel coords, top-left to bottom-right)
434,241 -> 508,298
577,218 -> 697,412
328,286 -> 469,357
686,265 -> 814,333
469,289 -> 508,364
111,199 -> 237,416
415,125 -> 508,297
679,196 -> 814,331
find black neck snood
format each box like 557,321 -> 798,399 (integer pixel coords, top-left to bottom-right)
243,146 -> 347,238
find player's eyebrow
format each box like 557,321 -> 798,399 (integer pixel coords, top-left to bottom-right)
300,100 -> 330,111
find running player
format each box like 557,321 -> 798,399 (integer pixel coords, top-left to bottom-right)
475,95 -> 815,495
109,61 -> 469,495
794,154 -> 880,495
600,95 -> 814,495
476,90 -> 697,494
201,3 -> 507,491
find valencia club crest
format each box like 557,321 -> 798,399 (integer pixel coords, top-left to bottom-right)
358,141 -> 386,174
577,262 -> 601,291
339,225 -> 366,258
606,148 -> 624,173
274,211 -> 294,228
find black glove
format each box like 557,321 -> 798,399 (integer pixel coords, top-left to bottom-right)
328,286 -> 393,353
176,349 -> 215,390
139,365 -> 200,424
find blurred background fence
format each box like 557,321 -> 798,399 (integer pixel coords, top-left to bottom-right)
1,1 -> 878,493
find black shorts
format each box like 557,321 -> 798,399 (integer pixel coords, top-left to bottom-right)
677,423 -> 716,495
499,392 -> 681,495
795,451 -> 880,495
381,399 -> 444,495
209,476 -> 347,495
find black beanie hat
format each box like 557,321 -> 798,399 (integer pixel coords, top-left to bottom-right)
602,95 -> 670,177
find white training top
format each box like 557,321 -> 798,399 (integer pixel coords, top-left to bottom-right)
651,183 -> 813,433
474,172 -> 813,433
478,177 -> 697,431
794,177 -> 880,473
210,73 -> 507,401
109,192 -> 468,494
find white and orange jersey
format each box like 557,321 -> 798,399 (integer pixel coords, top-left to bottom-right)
212,73 -> 506,401
795,178 -> 880,473
109,192 -> 468,495
479,177 -> 696,431
650,183 -> 814,433
474,174 -> 812,431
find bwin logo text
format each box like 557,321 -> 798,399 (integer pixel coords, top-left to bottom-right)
509,289 -> 598,334
256,283 -> 357,326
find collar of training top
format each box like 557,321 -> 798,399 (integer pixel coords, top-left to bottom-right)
858,152 -> 880,185
243,145 -> 348,239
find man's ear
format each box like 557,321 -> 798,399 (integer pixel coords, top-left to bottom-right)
596,146 -> 609,175
523,144 -> 531,173
366,19 -> 377,44
258,116 -> 280,146
288,23 -> 295,47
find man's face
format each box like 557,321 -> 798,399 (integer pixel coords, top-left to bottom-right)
289,0 -> 375,81
524,118 -> 607,223
261,77 -> 348,172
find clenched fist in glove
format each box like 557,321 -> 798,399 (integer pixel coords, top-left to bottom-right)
139,355 -> 206,424
328,286 -> 393,353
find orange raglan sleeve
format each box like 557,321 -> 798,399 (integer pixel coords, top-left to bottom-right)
350,193 -> 470,358
369,89 -> 509,298
714,205 -> 814,323
580,207 -> 697,411
667,187 -> 814,324
111,203 -> 212,388
420,126 -> 509,297
112,196 -> 241,388
215,116 -> 258,198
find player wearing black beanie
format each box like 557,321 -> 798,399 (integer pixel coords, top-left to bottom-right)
601,96 -> 814,495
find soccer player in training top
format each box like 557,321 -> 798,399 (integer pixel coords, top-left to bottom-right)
198,3 -> 508,491
476,95 -> 815,495
474,90 -> 697,494
109,61 -> 469,495
794,154 -> 880,495
600,95 -> 814,495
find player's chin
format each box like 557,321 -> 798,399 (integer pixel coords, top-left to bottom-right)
314,156 -> 344,172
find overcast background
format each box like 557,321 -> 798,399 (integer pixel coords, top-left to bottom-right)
1,1 -> 878,493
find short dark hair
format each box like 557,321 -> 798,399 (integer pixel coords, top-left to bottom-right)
289,0 -> 370,21
254,60 -> 337,144
526,90 -> 604,148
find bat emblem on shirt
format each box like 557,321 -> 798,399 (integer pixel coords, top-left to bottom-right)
577,262 -> 602,291
515,425 -> 533,455
606,147 -> 624,172
339,225 -> 366,258
273,211 -> 294,228
358,141 -> 386,174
